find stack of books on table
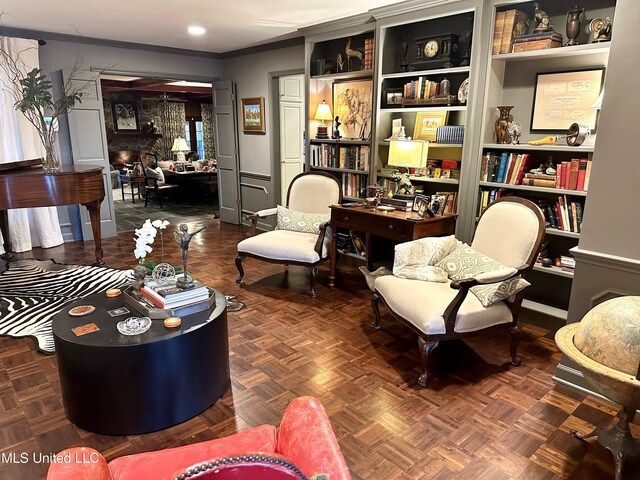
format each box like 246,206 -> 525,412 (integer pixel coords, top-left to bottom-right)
141,278 -> 209,310
512,32 -> 563,53
380,197 -> 412,211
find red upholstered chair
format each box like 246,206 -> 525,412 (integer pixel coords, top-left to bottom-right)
46,397 -> 350,480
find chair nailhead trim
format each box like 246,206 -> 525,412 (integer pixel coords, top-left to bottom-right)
174,454 -> 308,479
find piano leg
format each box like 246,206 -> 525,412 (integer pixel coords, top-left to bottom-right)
0,209 -> 13,259
83,201 -> 104,266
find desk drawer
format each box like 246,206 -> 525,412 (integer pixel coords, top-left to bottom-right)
334,212 -> 410,240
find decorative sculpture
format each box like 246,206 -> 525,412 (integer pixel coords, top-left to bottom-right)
590,17 -> 612,43
131,265 -> 147,299
332,116 -> 341,139
533,3 -> 554,32
345,38 -> 364,71
336,53 -> 345,73
565,5 -> 584,46
174,223 -> 206,289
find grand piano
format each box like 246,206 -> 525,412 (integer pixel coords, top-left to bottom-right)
0,160 -> 105,264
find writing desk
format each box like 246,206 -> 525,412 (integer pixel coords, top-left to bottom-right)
329,205 -> 457,287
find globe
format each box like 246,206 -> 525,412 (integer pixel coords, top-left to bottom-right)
151,263 -> 176,286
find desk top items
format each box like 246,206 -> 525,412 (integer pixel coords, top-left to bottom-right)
68,305 -> 95,317
105,288 -> 122,298
163,316 -> 182,328
117,316 -> 152,335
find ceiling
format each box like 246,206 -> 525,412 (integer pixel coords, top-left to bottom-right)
0,0 -> 406,53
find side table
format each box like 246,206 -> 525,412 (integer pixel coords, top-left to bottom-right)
120,174 -> 145,203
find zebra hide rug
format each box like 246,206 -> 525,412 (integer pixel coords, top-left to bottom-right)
0,259 -> 131,354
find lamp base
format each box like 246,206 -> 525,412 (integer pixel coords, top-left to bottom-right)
316,124 -> 329,139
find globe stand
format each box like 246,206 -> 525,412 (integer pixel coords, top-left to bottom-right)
570,406 -> 640,480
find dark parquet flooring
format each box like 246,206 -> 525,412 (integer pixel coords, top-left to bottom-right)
0,218 -> 638,479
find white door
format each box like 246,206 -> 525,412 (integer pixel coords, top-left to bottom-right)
212,80 -> 241,224
279,74 -> 305,205
64,70 -> 116,239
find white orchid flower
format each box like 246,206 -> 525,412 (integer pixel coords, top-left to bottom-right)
152,219 -> 170,230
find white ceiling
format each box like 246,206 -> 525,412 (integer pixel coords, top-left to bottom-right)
0,0 -> 406,53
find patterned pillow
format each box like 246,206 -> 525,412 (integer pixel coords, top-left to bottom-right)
435,244 -> 530,307
275,205 -> 330,235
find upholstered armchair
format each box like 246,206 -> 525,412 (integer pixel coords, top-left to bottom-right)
235,172 -> 342,296
372,197 -> 545,387
46,396 -> 351,480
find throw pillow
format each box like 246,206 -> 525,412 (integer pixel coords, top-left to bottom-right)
145,166 -> 165,186
435,244 -> 530,307
275,205 -> 329,235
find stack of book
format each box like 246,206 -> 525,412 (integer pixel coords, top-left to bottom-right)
512,32 -> 563,53
560,255 -> 576,272
363,38 -> 375,70
380,197 -> 412,211
522,172 -> 556,188
141,279 -> 209,309
492,9 -> 530,55
480,152 -> 536,185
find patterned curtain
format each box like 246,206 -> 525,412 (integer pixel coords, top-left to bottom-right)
200,103 -> 216,160
153,101 -> 186,160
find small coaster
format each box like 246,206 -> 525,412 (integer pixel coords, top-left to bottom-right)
68,305 -> 95,317
106,288 -> 122,298
107,307 -> 130,317
163,316 -> 182,328
71,323 -> 100,336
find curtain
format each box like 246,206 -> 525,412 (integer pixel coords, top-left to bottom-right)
200,103 -> 216,160
0,37 -> 63,253
155,101 -> 186,160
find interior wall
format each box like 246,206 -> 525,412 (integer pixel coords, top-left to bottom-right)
223,45 -> 304,177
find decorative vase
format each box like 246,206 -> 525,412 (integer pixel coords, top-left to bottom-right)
42,141 -> 60,173
495,106 -> 513,144
566,6 -> 585,46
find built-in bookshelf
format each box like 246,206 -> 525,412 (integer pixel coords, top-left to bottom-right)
476,0 -> 617,317
303,16 -> 376,201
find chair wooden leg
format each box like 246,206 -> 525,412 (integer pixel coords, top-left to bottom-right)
371,293 -> 382,329
308,266 -> 318,297
235,255 -> 245,283
418,337 -> 439,387
508,325 -> 522,366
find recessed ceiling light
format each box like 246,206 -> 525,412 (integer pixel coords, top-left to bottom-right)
188,26 -> 206,36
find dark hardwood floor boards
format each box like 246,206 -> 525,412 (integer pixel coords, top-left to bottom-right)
0,219 -> 638,479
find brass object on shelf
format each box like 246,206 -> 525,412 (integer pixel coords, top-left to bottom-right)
494,106 -> 513,144
565,6 -> 585,46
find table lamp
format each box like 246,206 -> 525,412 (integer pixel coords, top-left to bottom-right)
387,140 -> 429,200
171,137 -> 190,162
314,100 -> 332,139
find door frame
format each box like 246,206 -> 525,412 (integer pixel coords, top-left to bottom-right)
89,67 -> 222,229
268,68 -> 305,209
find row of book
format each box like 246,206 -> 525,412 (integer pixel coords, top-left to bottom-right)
542,196 -> 584,234
492,9 -> 530,55
363,38 -> 375,70
309,144 -> 370,171
480,152 -> 535,185
512,31 -> 563,53
555,159 -> 591,191
403,78 -> 441,100
141,277 -> 209,309
341,173 -> 366,199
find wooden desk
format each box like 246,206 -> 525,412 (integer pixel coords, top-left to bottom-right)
0,164 -> 105,264
329,205 -> 457,287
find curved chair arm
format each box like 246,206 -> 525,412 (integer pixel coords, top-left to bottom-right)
443,264 -> 529,333
245,207 -> 278,236
314,222 -> 330,258
46,447 -> 112,480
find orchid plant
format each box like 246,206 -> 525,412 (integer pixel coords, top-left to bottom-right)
133,219 -> 181,274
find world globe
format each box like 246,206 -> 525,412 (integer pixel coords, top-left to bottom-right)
555,296 -> 640,480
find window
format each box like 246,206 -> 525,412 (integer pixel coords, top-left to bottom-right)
185,120 -> 205,160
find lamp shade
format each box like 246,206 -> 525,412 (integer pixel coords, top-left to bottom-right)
388,140 -> 429,168
314,100 -> 333,121
171,137 -> 190,152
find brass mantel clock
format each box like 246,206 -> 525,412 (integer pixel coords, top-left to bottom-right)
410,33 -> 460,70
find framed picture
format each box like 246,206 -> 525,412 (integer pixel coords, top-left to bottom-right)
412,194 -> 431,217
531,68 -> 605,132
384,88 -> 403,107
111,100 -> 139,132
413,111 -> 449,141
241,97 -> 266,134
333,79 -> 373,140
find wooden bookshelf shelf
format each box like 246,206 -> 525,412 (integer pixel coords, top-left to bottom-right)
483,143 -> 594,153
311,166 -> 369,175
478,181 -> 588,197
378,141 -> 462,149
545,228 -> 580,239
533,264 -> 574,278
381,105 -> 467,113
492,42 -> 610,63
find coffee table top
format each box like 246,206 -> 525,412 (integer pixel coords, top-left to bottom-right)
52,290 -> 226,347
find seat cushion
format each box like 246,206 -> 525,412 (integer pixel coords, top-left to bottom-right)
238,230 -> 329,264
374,276 -> 513,335
108,425 -> 277,480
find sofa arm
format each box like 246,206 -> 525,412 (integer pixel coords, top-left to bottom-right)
277,396 -> 351,480
46,448 -> 112,480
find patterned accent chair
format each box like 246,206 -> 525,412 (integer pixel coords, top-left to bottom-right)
235,172 -> 342,296
372,197 -> 545,387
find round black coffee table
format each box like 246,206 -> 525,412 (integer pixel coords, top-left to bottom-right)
52,290 -> 229,435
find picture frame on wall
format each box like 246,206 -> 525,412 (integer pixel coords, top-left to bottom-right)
530,68 -> 605,132
333,79 -> 373,140
413,110 -> 448,141
112,100 -> 139,132
241,97 -> 266,134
